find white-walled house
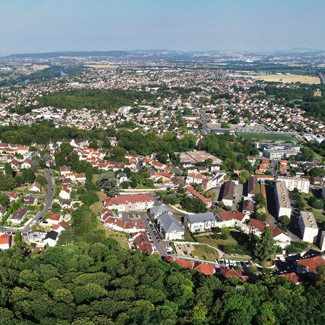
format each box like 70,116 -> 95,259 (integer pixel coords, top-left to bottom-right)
184,212 -> 216,232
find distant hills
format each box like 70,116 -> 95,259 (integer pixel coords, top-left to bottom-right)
5,50 -> 129,59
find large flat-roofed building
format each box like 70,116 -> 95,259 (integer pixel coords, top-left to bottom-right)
275,181 -> 292,218
277,177 -> 310,194
261,143 -> 300,159
299,211 -> 319,244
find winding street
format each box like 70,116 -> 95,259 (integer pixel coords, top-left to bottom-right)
1,169 -> 55,235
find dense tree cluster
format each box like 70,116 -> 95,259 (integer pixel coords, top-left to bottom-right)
36,89 -> 158,112
0,241 -> 324,324
198,133 -> 257,172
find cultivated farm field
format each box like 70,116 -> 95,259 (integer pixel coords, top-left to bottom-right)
255,74 -> 321,84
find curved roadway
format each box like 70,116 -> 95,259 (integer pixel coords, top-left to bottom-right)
1,169 -> 55,235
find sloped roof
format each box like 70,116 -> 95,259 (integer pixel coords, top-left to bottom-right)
157,212 -> 184,234
185,212 -> 215,224
280,272 -> 300,283
248,218 -> 266,231
104,194 -> 154,207
194,263 -> 215,275
298,256 -> 325,273
218,211 -> 246,221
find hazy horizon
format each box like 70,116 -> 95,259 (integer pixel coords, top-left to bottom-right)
1,0 -> 325,56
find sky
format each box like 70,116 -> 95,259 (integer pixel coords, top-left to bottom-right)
0,0 -> 324,55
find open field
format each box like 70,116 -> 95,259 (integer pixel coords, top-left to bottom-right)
236,132 -> 296,143
255,74 -> 320,84
89,191 -> 107,215
191,245 -> 219,261
105,229 -> 130,250
32,64 -> 50,71
196,234 -> 237,248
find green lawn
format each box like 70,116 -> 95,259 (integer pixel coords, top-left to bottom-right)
98,225 -> 130,250
236,132 -> 296,143
184,228 -> 196,242
300,193 -> 325,222
191,245 -> 219,261
89,191 -> 107,215
195,234 -> 237,248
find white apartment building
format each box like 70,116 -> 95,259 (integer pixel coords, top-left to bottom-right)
299,211 -> 319,244
275,181 -> 292,218
277,177 -> 310,194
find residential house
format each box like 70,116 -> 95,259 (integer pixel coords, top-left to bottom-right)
0,205 -> 7,218
29,182 -> 41,192
132,233 -> 153,255
184,185 -> 212,208
8,192 -> 19,202
296,255 -> 325,275
220,268 -> 248,281
242,199 -> 255,216
46,213 -> 63,226
217,211 -> 250,228
43,231 -> 59,247
59,186 -> 72,200
59,199 -> 73,210
222,181 -> 235,207
8,207 -> 28,225
246,176 -> 258,199
0,234 -> 11,250
10,159 -> 20,170
103,217 -> 146,233
103,194 -> 155,212
21,159 -> 32,169
156,212 -> 184,240
184,212 -> 216,232
24,196 -> 37,206
150,204 -> 171,220
117,173 -> 128,185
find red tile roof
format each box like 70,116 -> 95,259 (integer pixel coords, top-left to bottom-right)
0,234 -> 10,245
248,219 -> 266,231
280,272 -> 299,283
220,268 -> 248,281
194,263 -> 215,275
47,213 -> 61,221
133,233 -> 152,255
219,211 -> 246,221
103,216 -> 145,231
103,194 -> 154,207
298,256 -> 325,273
173,258 -> 195,269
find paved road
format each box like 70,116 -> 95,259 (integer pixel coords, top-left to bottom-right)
270,160 -> 279,177
2,169 -> 55,235
137,212 -> 167,256
192,98 -> 210,135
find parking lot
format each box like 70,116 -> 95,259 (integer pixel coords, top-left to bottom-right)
217,258 -> 252,271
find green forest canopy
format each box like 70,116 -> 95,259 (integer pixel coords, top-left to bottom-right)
0,242 -> 324,324
36,89 -> 158,112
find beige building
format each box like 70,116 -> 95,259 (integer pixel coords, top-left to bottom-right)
275,181 -> 292,218
299,211 -> 319,244
277,177 -> 310,194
